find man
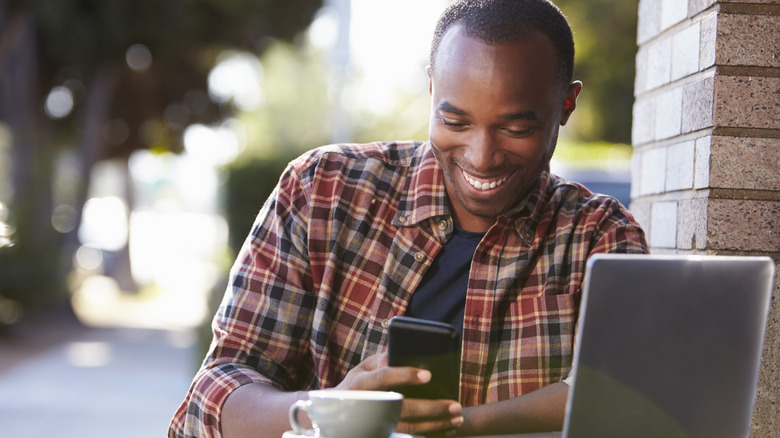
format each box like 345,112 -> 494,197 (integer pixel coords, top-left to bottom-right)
170,0 -> 647,437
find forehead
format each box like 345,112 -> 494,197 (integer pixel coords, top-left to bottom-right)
431,25 -> 560,102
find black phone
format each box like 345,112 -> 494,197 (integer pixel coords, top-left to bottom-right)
387,316 -> 460,400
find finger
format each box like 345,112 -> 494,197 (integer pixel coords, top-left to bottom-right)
355,366 -> 431,391
400,398 -> 460,421
396,398 -> 463,435
396,412 -> 464,436
336,354 -> 430,391
356,352 -> 388,372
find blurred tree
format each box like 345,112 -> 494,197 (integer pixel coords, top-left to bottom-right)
0,0 -> 322,322
556,0 -> 638,144
236,42 -> 332,162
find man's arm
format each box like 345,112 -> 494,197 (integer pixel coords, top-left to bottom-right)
221,383 -> 307,438
457,382 -> 569,436
221,354 -> 463,438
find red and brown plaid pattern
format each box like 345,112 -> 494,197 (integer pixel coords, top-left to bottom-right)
169,141 -> 647,437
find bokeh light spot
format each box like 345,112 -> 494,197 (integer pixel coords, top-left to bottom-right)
44,86 -> 74,119
126,44 -> 153,72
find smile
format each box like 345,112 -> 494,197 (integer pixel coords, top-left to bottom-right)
463,171 -> 511,191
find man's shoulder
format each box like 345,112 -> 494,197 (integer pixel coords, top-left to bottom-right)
543,173 -> 648,251
546,173 -> 637,223
549,173 -> 621,206
291,140 -> 426,174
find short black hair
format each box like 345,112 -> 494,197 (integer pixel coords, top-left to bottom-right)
430,0 -> 575,87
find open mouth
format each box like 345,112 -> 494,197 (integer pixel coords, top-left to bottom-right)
462,171 -> 512,192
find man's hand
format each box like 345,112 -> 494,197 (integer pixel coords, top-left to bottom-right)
335,353 -> 464,436
396,397 -> 463,437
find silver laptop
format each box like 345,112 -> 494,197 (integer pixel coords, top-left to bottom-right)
558,254 -> 775,438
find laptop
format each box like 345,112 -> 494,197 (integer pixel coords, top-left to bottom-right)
556,254 -> 775,438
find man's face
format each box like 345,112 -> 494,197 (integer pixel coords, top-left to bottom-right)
428,25 -> 580,232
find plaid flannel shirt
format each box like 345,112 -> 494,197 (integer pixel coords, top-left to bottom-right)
169,141 -> 648,437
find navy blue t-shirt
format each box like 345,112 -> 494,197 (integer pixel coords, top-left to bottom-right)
404,227 -> 485,334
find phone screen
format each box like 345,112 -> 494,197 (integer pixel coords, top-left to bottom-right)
387,316 -> 460,400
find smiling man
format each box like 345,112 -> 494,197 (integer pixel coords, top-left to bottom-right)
170,1 -> 647,437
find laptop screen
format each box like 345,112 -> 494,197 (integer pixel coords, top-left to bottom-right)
564,254 -> 774,438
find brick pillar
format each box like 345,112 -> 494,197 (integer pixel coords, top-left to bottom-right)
631,0 -> 779,436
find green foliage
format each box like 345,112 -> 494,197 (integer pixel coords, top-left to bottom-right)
555,140 -> 632,170
0,200 -> 67,319
223,154 -> 297,253
33,0 -> 322,67
556,0 -> 638,144
351,91 -> 431,144
28,0 -> 324,160
238,42 -> 333,160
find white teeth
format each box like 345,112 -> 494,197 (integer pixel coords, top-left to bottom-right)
464,173 -> 509,191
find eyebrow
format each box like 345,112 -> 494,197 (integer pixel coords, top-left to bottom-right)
438,101 -> 467,116
438,100 -> 539,121
500,110 -> 539,121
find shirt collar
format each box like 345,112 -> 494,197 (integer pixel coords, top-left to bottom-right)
393,142 -> 450,227
506,170 -> 551,242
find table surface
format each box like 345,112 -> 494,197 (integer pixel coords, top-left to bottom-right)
465,433 -> 562,438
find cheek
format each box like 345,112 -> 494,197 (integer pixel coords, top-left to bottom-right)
428,124 -> 456,152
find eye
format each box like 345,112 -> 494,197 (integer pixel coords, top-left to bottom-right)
439,115 -> 467,129
503,127 -> 534,137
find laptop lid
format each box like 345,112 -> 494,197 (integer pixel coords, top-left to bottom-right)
563,254 -> 774,438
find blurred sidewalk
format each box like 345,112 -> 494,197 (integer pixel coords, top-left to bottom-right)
0,298 -> 202,437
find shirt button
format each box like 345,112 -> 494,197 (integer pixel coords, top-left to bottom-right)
381,319 -> 390,329
414,251 -> 426,263
438,220 -> 448,231
399,216 -> 408,224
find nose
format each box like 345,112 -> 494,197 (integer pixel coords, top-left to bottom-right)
463,129 -> 501,171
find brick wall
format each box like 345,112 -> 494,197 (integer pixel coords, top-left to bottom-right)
631,0 -> 779,436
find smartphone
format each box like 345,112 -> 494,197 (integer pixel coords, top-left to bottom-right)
387,316 -> 460,400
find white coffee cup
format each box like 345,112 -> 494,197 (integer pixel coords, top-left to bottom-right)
288,390 -> 403,438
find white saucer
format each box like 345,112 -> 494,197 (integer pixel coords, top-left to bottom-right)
282,432 -> 415,438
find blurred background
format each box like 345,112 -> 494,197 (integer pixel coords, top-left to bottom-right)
0,0 -> 637,436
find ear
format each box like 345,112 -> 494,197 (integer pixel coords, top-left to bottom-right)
560,81 -> 582,126
426,65 -> 433,94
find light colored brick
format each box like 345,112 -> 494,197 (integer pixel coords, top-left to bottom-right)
682,75 -> 714,133
694,136 -> 711,189
707,199 -> 780,252
714,76 -> 780,130
666,140 -> 695,191
650,201 -> 678,248
637,0 -> 662,45
639,147 -> 668,195
661,0 -> 688,30
647,36 -> 672,90
717,14 -> 780,68
672,22 -> 701,80
627,200 -> 652,236
631,151 -> 642,199
655,87 -> 683,140
677,198 -> 708,249
632,96 -> 656,145
709,136 -> 780,191
700,13 -> 717,70
635,46 -> 650,96
689,0 -> 716,16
